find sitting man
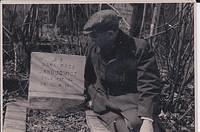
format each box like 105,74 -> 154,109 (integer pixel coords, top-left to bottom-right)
83,9 -> 161,132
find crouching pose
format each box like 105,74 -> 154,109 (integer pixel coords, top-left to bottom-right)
83,9 -> 161,132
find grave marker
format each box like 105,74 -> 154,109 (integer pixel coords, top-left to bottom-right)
29,52 -> 86,110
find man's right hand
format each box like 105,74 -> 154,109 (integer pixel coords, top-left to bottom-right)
139,120 -> 154,132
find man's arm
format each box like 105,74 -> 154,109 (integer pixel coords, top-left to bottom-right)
84,45 -> 96,102
136,40 -> 161,119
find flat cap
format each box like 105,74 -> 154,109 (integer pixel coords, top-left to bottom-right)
83,9 -> 121,34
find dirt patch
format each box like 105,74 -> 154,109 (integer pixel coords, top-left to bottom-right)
27,109 -> 90,132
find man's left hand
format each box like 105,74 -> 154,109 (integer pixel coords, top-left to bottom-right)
139,119 -> 154,132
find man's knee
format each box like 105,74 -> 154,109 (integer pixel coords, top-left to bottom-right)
114,117 -> 142,132
115,117 -> 130,132
122,109 -> 143,130
126,116 -> 143,130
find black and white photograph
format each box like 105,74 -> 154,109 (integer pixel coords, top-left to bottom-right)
2,3 -> 194,132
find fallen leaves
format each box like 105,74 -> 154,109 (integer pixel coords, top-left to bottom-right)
27,109 -> 90,132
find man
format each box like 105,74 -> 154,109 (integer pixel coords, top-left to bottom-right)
83,9 -> 161,132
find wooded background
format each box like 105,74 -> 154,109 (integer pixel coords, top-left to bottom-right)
3,3 -> 194,131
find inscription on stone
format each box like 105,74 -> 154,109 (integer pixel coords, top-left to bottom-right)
29,52 -> 86,99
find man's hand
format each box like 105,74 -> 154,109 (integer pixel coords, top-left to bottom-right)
139,119 -> 153,132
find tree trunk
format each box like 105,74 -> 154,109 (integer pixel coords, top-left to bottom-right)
150,4 -> 161,37
130,4 -> 144,37
139,4 -> 146,38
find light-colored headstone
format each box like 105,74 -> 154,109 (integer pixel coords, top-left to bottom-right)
3,100 -> 27,132
29,52 -> 86,110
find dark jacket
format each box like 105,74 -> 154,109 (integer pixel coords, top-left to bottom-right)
84,30 -> 161,119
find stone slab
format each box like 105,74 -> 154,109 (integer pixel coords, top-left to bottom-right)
86,110 -> 110,132
29,52 -> 86,109
3,100 -> 27,132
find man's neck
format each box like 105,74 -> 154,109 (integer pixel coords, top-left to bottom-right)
100,42 -> 116,62
100,30 -> 120,62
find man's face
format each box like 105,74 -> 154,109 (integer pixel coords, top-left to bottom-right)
88,30 -> 116,49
